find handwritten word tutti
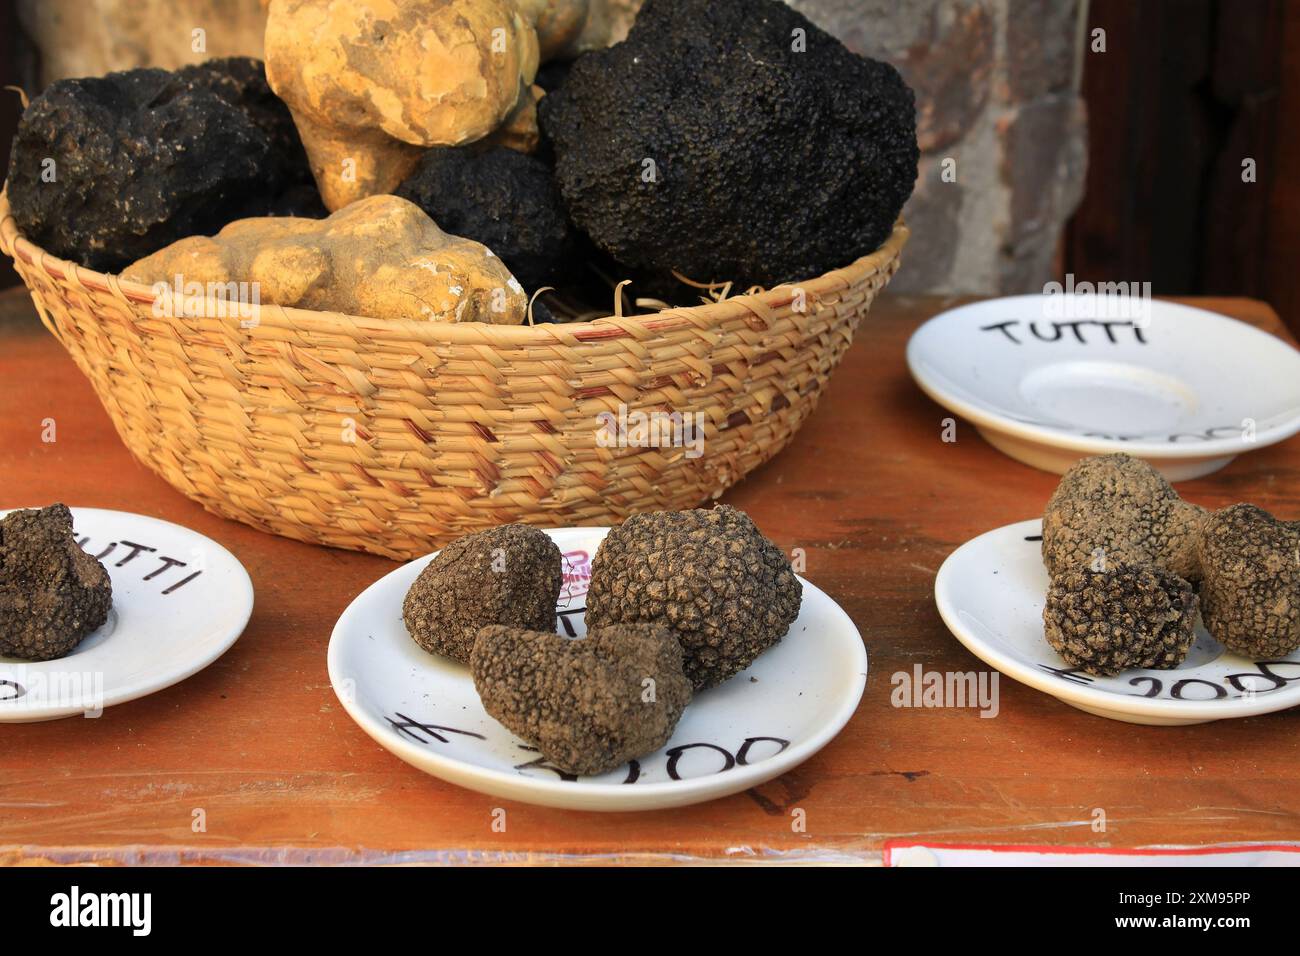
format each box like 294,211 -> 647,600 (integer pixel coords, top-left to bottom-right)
980,319 -> 1149,346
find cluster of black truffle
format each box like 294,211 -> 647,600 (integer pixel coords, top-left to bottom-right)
402,505 -> 802,775
1040,454 -> 1300,676
0,504 -> 113,661
6,0 -> 917,314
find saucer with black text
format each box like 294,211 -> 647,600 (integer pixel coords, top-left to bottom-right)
0,507 -> 253,722
327,526 -> 868,811
907,295 -> 1300,480
935,519 -> 1300,726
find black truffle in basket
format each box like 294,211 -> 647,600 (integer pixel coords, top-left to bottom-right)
538,0 -> 918,289
0,504 -> 112,661
1197,504 -> 1300,658
585,505 -> 802,689
402,524 -> 562,664
472,622 -> 692,776
1043,564 -> 1197,677
6,57 -> 314,273
394,146 -> 579,293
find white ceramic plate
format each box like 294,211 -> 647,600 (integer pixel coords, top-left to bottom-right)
935,519 -> 1300,725
328,527 -> 867,811
0,507 -> 253,722
907,295 -> 1300,479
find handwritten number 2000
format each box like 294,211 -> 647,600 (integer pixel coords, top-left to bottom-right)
1129,662 -> 1300,700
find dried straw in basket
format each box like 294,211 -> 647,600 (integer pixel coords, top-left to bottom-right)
0,190 -> 907,560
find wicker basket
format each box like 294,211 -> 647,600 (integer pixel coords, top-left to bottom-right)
0,191 -> 907,560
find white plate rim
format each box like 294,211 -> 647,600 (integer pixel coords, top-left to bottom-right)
935,518 -> 1300,722
326,526 -> 868,808
906,296 -> 1300,459
0,506 -> 254,720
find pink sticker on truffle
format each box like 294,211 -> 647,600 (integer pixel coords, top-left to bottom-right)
560,549 -> 591,603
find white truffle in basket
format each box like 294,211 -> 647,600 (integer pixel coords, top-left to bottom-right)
121,196 -> 529,324
265,0 -> 540,211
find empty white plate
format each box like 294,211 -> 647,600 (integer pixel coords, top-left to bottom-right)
907,295 -> 1300,479
327,527 -> 868,811
935,519 -> 1300,725
0,507 -> 253,721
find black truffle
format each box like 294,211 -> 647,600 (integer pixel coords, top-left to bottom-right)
1042,454 -> 1206,581
394,146 -> 579,293
471,622 -> 692,775
0,504 -> 112,661
538,0 -> 918,288
585,505 -> 802,689
1197,504 -> 1300,658
6,57 -> 313,273
402,524 -> 562,664
1043,564 -> 1197,677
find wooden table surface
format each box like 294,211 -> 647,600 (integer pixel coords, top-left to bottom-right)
2,286 -> 1298,866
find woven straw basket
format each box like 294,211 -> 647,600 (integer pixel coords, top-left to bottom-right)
0,190 -> 906,560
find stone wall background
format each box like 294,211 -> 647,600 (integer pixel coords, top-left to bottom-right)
13,0 -> 1089,296
787,0 -> 1088,295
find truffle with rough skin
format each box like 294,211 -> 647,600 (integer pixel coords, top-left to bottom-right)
585,505 -> 802,689
1197,504 -> 1300,658
1043,563 -> 1197,677
471,622 -> 692,775
403,524 -> 562,664
538,0 -> 918,288
122,195 -> 529,324
1042,454 -> 1207,580
6,57 -> 313,273
264,0 -> 539,210
395,146 -> 580,293
0,504 -> 113,662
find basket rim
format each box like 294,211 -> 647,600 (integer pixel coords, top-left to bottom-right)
0,187 -> 908,346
